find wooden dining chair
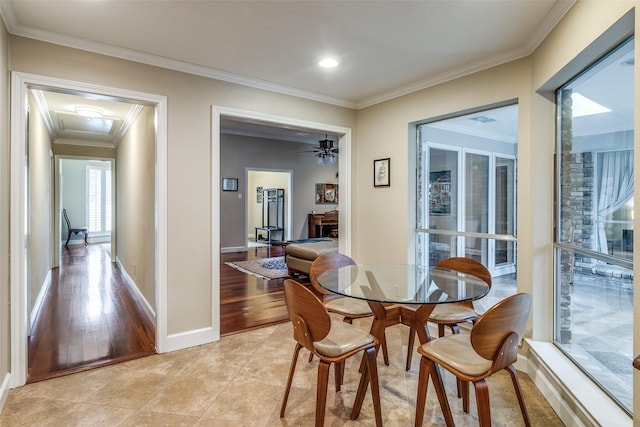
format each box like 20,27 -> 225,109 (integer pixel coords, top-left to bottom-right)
63,208 -> 89,248
414,293 -> 532,427
309,253 -> 372,324
405,257 -> 491,371
280,279 -> 383,427
310,253 -> 398,366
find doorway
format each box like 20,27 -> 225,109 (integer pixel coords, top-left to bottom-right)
10,72 -> 169,388
212,105 -> 353,340
247,169 -> 292,246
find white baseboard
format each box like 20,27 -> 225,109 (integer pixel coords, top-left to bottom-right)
525,339 -> 631,427
30,270 -> 52,329
115,257 -> 156,327
0,372 -> 10,415
221,246 -> 247,253
163,327 -> 216,353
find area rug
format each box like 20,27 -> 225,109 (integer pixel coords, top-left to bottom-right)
225,256 -> 289,280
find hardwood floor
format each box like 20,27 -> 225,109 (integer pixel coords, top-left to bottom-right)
27,243 -> 156,383
220,244 -> 305,336
28,242 -> 298,382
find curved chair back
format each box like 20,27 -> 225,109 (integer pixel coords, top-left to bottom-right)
470,293 -> 531,368
283,279 -> 331,351
63,208 -> 72,229
435,257 -> 492,286
309,253 -> 356,296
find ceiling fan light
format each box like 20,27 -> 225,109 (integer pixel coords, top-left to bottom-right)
75,106 -> 104,118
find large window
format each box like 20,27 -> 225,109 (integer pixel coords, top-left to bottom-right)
555,37 -> 634,413
86,161 -> 112,234
416,104 -> 518,310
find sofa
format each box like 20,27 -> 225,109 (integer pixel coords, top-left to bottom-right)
285,239 -> 339,276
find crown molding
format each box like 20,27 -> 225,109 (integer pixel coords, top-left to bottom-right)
0,2 -> 356,110
357,0 -> 576,109
0,0 -> 576,111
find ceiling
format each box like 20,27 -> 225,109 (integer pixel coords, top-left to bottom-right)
3,0 -> 576,145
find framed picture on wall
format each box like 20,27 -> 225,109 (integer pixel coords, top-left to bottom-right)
222,177 -> 238,191
374,158 -> 390,187
315,183 -> 338,204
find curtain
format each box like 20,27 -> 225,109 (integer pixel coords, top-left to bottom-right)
596,150 -> 634,253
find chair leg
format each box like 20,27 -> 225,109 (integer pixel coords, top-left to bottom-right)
351,346 -> 382,427
334,360 -> 344,392
429,360 -> 455,427
506,365 -> 532,427
316,360 -> 331,427
461,379 -> 470,412
414,356 -> 430,427
65,231 -> 71,248
473,379 -> 491,427
280,344 -> 302,418
84,232 -> 88,246
406,327 -> 415,371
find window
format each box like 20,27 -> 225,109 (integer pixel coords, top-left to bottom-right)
86,162 -> 112,234
555,37 -> 634,414
416,104 -> 518,311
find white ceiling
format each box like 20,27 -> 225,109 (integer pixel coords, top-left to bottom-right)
2,0 -> 576,145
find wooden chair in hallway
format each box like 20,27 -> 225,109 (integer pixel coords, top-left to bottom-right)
280,278 -> 383,427
63,208 -> 88,248
414,293 -> 532,427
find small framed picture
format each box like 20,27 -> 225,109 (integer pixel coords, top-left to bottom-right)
373,158 -> 390,187
222,177 -> 238,191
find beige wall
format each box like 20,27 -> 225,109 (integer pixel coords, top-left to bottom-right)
116,106 -> 156,308
0,15 -> 9,398
8,35 -> 357,335
354,58 -> 531,264
27,92 -> 53,318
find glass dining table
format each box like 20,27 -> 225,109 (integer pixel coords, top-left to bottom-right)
317,264 -> 491,365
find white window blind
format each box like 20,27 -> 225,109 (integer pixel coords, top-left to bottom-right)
86,164 -> 111,234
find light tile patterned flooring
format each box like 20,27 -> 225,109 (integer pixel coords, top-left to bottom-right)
1,319 -> 563,426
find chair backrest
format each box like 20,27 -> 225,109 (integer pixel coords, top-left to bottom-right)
470,293 -> 531,367
309,253 -> 356,296
435,257 -> 492,286
283,279 -> 331,351
63,209 -> 71,229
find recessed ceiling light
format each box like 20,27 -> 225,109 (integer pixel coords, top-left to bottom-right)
319,58 -> 339,68
469,115 -> 496,123
75,106 -> 104,118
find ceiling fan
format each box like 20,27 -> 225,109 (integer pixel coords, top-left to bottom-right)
304,134 -> 339,164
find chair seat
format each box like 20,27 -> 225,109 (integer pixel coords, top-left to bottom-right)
324,297 -> 372,317
314,319 -> 374,357
428,304 -> 478,323
419,333 -> 492,377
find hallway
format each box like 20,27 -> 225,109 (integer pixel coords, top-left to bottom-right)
27,244 -> 155,383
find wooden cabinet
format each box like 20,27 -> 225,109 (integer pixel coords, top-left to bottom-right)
308,211 -> 338,238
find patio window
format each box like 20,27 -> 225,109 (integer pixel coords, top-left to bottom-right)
415,104 -> 518,310
554,36 -> 634,414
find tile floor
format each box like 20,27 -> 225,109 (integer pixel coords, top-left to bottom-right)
1,319 -> 564,426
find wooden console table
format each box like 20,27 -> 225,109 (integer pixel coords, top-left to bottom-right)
308,211 -> 338,238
